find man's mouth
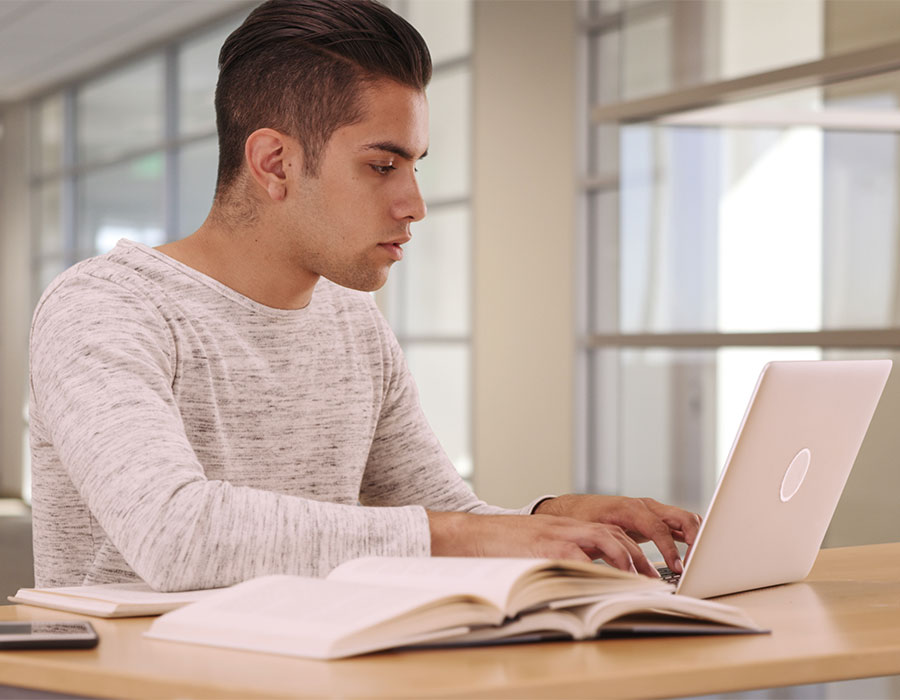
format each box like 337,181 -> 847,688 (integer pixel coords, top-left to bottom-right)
378,235 -> 411,261
378,241 -> 405,261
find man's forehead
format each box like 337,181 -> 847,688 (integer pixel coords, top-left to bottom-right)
341,80 -> 429,153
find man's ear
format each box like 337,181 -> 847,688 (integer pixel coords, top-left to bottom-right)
244,128 -> 298,201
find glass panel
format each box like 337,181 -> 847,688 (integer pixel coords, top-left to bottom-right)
613,1 -> 824,101
823,129 -> 899,328
36,182 -> 63,258
178,23 -> 235,137
417,65 -> 470,203
618,124 -> 720,333
600,346 -> 820,513
616,71 -> 900,334
825,0 -> 900,55
76,55 -> 164,164
78,154 -> 165,257
822,348 -> 900,548
621,3 -> 674,100
178,138 -> 218,236
594,2 -> 900,105
35,94 -> 64,175
716,0 -> 822,81
35,257 -> 65,302
397,204 -> 470,337
616,348 -> 716,512
405,0 -> 470,65
405,343 -> 471,479
596,0 -> 623,16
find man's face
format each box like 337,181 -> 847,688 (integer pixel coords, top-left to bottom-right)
278,79 -> 429,293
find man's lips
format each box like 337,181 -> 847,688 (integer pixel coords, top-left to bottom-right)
378,235 -> 411,261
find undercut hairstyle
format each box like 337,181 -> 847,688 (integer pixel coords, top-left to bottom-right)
214,0 -> 432,196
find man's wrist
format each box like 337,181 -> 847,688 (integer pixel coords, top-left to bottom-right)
428,510 -> 471,556
531,496 -> 557,515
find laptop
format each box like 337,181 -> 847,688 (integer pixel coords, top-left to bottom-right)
661,359 -> 892,599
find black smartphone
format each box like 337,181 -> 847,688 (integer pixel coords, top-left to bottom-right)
0,621 -> 98,649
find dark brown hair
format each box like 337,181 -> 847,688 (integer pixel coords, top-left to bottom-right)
214,0 -> 431,195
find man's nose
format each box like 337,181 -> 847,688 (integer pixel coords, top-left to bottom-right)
395,175 -> 427,222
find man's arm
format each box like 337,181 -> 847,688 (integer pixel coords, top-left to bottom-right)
426,495 -> 701,578
531,494 -> 702,573
357,303 -> 700,576
30,273 -> 434,590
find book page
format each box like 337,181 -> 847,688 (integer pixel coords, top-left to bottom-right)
578,592 -> 762,632
437,609 -> 586,645
327,557 -> 553,610
146,575 -> 503,659
328,557 -> 656,615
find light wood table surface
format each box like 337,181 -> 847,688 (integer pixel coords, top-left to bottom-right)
1,542 -> 899,699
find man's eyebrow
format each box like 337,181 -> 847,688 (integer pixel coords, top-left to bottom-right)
361,142 -> 428,161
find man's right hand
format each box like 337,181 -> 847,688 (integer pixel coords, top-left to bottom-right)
427,511 -> 660,577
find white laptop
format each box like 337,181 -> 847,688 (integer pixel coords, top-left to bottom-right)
664,359 -> 892,599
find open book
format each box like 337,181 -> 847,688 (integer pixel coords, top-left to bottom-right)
145,557 -> 764,659
9,582 -> 221,618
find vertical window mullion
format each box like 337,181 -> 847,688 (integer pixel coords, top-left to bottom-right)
165,44 -> 179,242
62,88 -> 77,267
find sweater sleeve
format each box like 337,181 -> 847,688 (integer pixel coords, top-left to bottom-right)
30,274 -> 437,590
358,306 -> 548,516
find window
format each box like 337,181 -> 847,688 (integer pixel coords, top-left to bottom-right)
381,0 -> 474,480
31,16 -> 240,304
577,0 -> 900,543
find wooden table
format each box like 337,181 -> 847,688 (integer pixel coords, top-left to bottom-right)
1,543 -> 899,699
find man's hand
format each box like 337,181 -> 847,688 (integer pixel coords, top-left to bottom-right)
533,495 -> 702,576
428,511 -> 663,577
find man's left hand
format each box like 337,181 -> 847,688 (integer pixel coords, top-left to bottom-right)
533,495 -> 702,577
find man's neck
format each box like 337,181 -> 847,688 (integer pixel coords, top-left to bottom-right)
156,219 -> 319,310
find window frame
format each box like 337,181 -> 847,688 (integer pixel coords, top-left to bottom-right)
576,0 -> 900,498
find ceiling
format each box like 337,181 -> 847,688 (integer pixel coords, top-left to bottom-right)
0,0 -> 254,103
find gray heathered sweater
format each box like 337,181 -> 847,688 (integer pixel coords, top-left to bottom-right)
30,240 -> 536,591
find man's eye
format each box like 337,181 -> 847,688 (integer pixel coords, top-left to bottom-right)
371,164 -> 396,175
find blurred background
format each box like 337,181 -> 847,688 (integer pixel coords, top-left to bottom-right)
2,4 -> 900,693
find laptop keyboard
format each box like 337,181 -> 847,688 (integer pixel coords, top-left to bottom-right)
657,566 -> 682,585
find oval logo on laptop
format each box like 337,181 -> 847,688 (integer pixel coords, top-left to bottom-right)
780,448 -> 811,503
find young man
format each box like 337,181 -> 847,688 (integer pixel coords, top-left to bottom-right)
29,0 -> 700,592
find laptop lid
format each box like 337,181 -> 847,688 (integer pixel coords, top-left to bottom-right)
675,359 -> 892,599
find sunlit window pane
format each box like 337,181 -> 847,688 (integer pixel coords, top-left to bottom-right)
598,347 -> 822,513
179,138 -> 218,235
405,0 -> 471,64
37,182 -> 63,258
621,5 -> 673,100
615,70 -> 900,334
36,258 -> 65,301
417,66 -> 470,202
178,24 -> 233,137
405,344 -> 471,479
76,56 -> 164,164
618,124 -> 719,333
717,0 -> 822,81
78,154 -> 165,257
35,94 -> 64,175
388,205 -> 469,337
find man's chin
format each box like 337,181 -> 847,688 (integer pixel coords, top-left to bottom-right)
323,268 -> 391,293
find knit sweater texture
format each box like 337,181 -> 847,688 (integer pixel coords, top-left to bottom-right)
29,240 -> 533,591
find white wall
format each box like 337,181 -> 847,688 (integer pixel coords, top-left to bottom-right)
472,1 -> 577,507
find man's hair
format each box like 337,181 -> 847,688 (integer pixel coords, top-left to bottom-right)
214,0 -> 432,195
